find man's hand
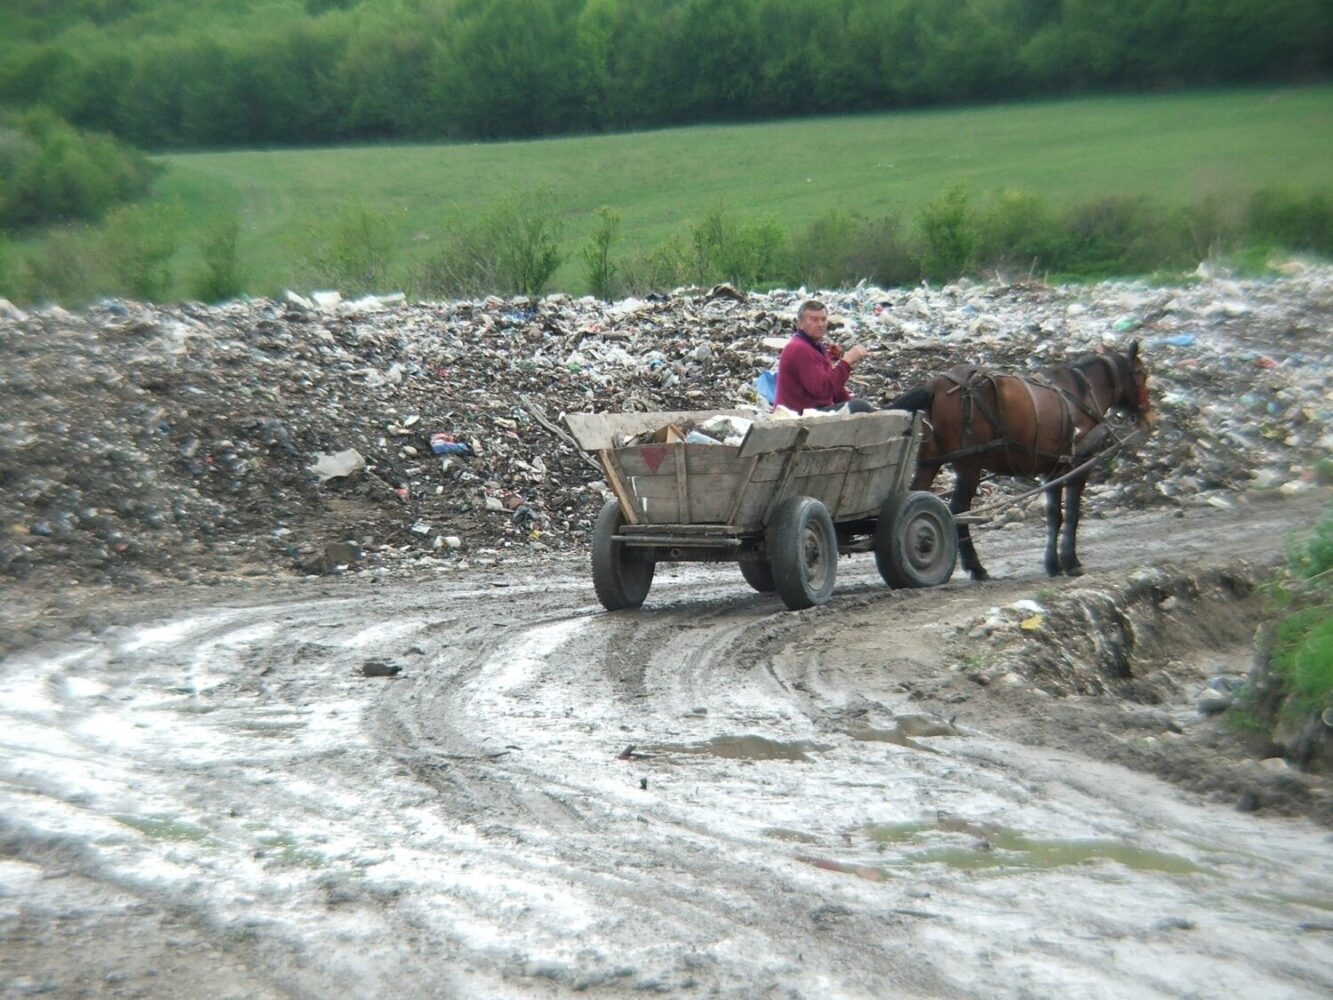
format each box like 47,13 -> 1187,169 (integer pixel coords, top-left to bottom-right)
844,344 -> 870,366
826,343 -> 843,361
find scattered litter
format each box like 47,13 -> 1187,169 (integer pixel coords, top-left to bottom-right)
1,267 -> 1328,588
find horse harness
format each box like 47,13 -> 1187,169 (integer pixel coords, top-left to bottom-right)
922,357 -> 1122,468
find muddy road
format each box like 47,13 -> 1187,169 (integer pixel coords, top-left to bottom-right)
2,494 -> 1331,999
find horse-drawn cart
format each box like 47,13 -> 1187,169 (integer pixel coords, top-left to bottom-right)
564,409 -> 958,611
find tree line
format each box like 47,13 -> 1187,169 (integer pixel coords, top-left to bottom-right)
1,0 -> 1328,149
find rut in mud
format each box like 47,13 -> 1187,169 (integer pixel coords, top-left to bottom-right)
2,496 -> 1331,999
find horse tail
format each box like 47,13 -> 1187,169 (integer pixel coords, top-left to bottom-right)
889,384 -> 934,415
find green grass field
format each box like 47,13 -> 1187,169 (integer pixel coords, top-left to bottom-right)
40,85 -> 1333,296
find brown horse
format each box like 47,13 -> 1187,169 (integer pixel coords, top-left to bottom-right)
889,341 -> 1156,580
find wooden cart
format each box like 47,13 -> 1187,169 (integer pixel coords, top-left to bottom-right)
564,409 -> 957,611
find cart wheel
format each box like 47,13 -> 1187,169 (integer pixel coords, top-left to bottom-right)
767,496 -> 837,610
592,499 -> 655,610
875,491 -> 956,588
738,556 -> 776,593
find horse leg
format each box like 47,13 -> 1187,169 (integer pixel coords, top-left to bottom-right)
951,466 -> 988,580
1060,475 -> 1090,576
911,462 -> 940,491
1043,480 -> 1063,577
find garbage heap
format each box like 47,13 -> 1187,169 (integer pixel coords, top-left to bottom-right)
1,264 -> 1328,589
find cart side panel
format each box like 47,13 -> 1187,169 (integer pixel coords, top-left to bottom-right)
614,443 -> 751,524
834,444 -> 911,518
686,446 -> 750,523
730,438 -> 916,526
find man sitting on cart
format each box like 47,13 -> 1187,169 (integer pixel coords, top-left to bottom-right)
774,300 -> 874,414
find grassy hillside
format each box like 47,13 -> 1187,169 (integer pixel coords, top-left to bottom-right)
153,86 -> 1332,293
8,85 -> 1333,301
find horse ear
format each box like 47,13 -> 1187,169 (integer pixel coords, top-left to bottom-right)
1128,339 -> 1139,360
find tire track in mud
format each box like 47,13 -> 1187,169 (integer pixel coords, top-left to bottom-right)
375,581 -> 961,997
2,496 -> 1331,998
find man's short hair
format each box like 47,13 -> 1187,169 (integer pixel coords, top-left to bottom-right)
797,299 -> 827,321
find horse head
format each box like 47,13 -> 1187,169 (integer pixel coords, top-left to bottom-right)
1102,339 -> 1157,429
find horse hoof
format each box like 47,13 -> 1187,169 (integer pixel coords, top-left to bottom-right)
970,568 -> 991,581
1066,565 -> 1085,577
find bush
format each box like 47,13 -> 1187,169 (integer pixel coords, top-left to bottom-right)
1178,193 -> 1242,262
915,184 -> 978,282
0,232 -> 17,300
0,108 -> 159,231
581,206 -> 620,300
1055,195 -> 1185,276
843,214 -> 918,288
102,203 -> 180,301
1246,186 -> 1333,255
302,200 -> 397,295
1240,510 -> 1333,752
688,205 -> 788,288
975,189 -> 1060,276
22,229 -> 102,305
191,216 -> 246,303
619,236 -> 691,295
790,209 -> 860,289
416,188 -> 564,299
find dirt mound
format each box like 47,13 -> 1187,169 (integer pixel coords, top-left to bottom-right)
954,560 -> 1332,822
2,268 -> 1329,590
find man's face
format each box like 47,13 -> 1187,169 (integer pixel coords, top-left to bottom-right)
798,309 -> 828,341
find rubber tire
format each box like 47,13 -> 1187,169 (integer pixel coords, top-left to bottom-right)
738,556 -> 776,593
766,496 -> 838,610
591,499 -> 655,610
875,490 -> 957,589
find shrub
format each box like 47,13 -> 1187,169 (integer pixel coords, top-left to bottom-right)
102,203 -> 180,301
688,205 -> 788,288
0,108 -> 159,231
915,184 -> 978,282
975,189 -> 1059,276
618,236 -> 691,295
1178,193 -> 1242,262
581,206 -> 620,300
0,232 -> 17,300
843,214 -> 918,288
416,187 -> 564,299
191,216 -> 246,303
23,229 -> 103,305
1246,186 -> 1333,255
302,200 -> 397,295
1055,195 -> 1184,276
790,209 -> 860,289
1243,510 -> 1333,738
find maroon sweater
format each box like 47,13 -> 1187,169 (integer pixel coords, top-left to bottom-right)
775,331 -> 851,412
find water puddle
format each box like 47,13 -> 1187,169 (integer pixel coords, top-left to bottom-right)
113,814 -> 210,843
256,832 -> 328,869
798,818 -> 1202,879
849,726 -> 939,754
648,735 -> 831,762
764,827 -> 821,844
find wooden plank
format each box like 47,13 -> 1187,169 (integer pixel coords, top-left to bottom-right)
737,410 -> 913,458
724,455 -> 762,526
672,446 -> 744,472
686,472 -> 747,522
564,409 -> 756,451
759,427 -> 811,523
598,449 -> 640,526
836,464 -> 901,517
674,446 -> 690,523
